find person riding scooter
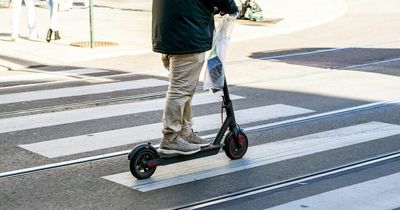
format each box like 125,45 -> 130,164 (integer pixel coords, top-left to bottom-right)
152,0 -> 239,155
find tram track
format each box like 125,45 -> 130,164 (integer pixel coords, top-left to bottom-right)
1,97 -> 399,179
173,151 -> 400,210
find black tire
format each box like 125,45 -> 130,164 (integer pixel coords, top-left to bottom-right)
130,148 -> 157,179
224,131 -> 248,160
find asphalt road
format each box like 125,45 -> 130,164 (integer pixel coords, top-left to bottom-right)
1,0 -> 400,209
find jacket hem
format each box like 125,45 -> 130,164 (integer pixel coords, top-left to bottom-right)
152,47 -> 212,55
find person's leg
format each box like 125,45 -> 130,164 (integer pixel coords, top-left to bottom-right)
162,52 -> 205,140
11,0 -> 22,39
24,0 -> 39,39
179,53 -> 204,135
46,0 -> 53,42
181,97 -> 193,134
49,0 -> 61,40
159,52 -> 205,154
179,96 -> 210,147
178,53 -> 210,146
49,0 -> 59,31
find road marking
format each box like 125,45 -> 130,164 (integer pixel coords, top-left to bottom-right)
0,69 -> 108,83
0,79 -> 168,104
266,172 -> 400,210
19,105 -> 313,158
337,57 -> 400,70
259,48 -> 353,61
0,93 -> 244,134
102,122 -> 400,192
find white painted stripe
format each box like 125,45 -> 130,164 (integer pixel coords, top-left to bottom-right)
259,47 -> 352,60
266,172 -> 400,210
0,69 -> 108,83
338,57 -> 400,70
0,93 -> 244,134
19,105 -> 313,158
0,79 -> 168,104
102,122 -> 400,192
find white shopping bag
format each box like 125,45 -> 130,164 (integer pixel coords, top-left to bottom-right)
204,14 -> 237,93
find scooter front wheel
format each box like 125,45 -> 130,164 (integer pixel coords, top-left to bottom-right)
224,131 -> 248,160
130,148 -> 157,179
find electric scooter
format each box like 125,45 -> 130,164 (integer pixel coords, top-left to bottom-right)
127,79 -> 248,180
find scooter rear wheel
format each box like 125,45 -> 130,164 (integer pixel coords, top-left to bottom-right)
224,131 -> 248,160
130,148 -> 157,179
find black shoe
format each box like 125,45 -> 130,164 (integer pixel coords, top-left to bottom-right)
54,31 -> 61,40
46,29 -> 53,42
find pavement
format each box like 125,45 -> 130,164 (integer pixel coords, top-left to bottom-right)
0,0 -> 347,72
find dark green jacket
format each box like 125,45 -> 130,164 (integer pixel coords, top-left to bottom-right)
152,0 -> 238,55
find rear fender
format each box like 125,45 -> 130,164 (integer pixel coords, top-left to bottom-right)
127,143 -> 159,160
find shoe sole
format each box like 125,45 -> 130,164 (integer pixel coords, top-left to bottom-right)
158,148 -> 201,155
197,142 -> 211,147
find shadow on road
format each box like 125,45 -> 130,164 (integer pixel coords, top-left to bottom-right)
249,47 -> 400,77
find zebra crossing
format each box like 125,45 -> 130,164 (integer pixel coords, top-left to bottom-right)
1,72 -> 400,205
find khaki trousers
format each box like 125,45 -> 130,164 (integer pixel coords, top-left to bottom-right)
161,52 -> 206,142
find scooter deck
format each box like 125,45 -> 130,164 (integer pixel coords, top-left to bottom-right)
156,144 -> 222,166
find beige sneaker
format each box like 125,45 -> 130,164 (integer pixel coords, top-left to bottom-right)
181,130 -> 210,147
158,135 -> 201,155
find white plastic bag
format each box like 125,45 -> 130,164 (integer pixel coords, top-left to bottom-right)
203,14 -> 237,93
